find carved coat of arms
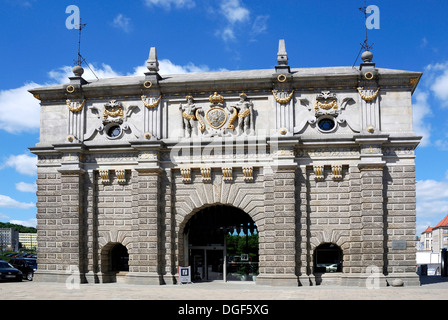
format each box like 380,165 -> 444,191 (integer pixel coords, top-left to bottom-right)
206,107 -> 228,129
194,92 -> 238,137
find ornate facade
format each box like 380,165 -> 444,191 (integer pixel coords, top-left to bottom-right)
29,40 -> 422,286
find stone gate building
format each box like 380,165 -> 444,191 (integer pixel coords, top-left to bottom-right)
29,40 -> 422,286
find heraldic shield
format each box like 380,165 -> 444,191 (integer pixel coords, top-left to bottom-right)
206,107 -> 228,129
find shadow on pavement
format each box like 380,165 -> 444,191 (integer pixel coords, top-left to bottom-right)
419,275 -> 448,286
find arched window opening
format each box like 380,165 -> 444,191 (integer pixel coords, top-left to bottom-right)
314,243 -> 342,273
110,243 -> 129,272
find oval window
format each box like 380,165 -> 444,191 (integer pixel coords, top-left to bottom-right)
106,125 -> 122,139
317,118 -> 335,132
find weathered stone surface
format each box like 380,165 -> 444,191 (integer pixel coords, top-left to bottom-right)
29,43 -> 421,286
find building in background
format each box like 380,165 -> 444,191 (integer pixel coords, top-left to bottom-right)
0,228 -> 19,251
430,215 -> 448,253
416,214 -> 448,275
419,227 -> 433,251
19,233 -> 37,250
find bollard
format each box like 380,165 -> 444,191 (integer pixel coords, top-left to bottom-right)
441,249 -> 448,277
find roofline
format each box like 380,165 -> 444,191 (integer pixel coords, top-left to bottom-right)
28,66 -> 423,101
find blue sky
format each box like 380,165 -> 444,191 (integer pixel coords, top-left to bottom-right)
0,0 -> 447,235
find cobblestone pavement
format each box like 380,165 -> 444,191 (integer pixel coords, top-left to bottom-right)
1,276 -> 448,301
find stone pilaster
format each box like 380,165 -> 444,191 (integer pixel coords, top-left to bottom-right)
356,135 -> 388,286
127,141 -> 163,284
359,165 -> 385,272
32,144 -> 86,283
257,138 -> 298,286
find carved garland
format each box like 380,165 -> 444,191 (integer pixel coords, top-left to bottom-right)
315,99 -> 337,111
103,107 -> 123,119
357,87 -> 380,102
182,112 -> 196,121
272,90 -> 294,104
66,99 -> 86,113
141,95 -> 162,109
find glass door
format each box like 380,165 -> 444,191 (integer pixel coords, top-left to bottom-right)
206,249 -> 224,281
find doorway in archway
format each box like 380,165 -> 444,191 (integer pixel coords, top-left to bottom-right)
184,205 -> 258,282
110,243 -> 129,272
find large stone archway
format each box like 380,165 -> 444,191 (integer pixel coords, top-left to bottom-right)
178,204 -> 259,282
169,166 -> 299,286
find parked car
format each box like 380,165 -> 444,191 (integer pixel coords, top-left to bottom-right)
0,260 -> 22,282
9,258 -> 37,281
325,264 -> 338,272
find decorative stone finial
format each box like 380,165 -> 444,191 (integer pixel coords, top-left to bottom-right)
146,47 -> 159,73
275,39 -> 290,74
361,50 -> 373,63
68,64 -> 87,86
277,39 -> 288,66
72,65 -> 84,77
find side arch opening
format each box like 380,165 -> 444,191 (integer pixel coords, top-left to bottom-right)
313,243 -> 343,273
101,242 -> 129,283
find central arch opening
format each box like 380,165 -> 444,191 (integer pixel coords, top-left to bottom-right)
184,205 -> 258,282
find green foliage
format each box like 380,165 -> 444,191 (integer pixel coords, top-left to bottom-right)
226,233 -> 258,260
0,222 -> 36,233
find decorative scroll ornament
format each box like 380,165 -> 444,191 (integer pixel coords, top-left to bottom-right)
227,107 -> 238,130
141,95 -> 162,109
242,166 -> 253,182
66,99 -> 85,113
99,169 -> 110,184
180,168 -> 191,183
332,164 -> 343,181
196,109 -> 205,132
200,167 -> 211,182
115,169 -> 127,185
272,90 -> 294,104
357,87 -> 380,102
313,165 -> 324,181
222,167 -> 233,182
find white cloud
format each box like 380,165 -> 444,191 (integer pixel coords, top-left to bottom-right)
0,63 -> 123,136
416,178 -> 448,234
214,0 -> 252,42
131,59 -> 227,76
48,63 -> 120,82
0,195 -> 34,209
144,0 -> 195,10
113,14 -> 132,33
425,62 -> 448,106
217,27 -> 235,42
9,219 -> 37,228
0,83 -> 41,134
16,182 -> 37,193
1,153 -> 37,176
431,72 -> 448,106
1,57 -> 220,137
435,138 -> 448,151
220,0 -> 250,24
412,91 -> 432,147
416,179 -> 448,216
251,15 -> 269,36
